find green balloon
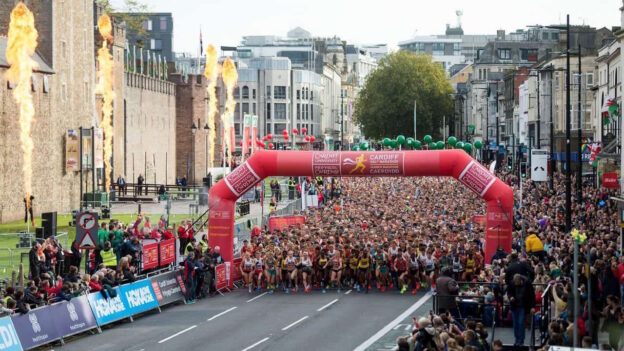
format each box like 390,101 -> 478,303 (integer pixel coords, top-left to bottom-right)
360,141 -> 368,150
413,140 -> 422,149
448,136 -> 457,146
429,142 -> 437,150
436,141 -> 444,149
383,138 -> 391,146
397,135 -> 406,145
424,135 -> 432,143
464,143 -> 473,153
407,137 -> 414,147
474,140 -> 483,149
456,141 -> 464,149
390,140 -> 398,148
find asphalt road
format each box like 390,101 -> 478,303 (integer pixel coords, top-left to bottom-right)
53,288 -> 433,351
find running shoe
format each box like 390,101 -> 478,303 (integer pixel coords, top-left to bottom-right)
322,288 -> 326,294
248,285 -> 252,293
381,286 -> 386,293
400,285 -> 407,294
377,282 -> 381,289
356,285 -> 360,293
416,282 -> 421,290
269,289 -> 274,294
285,288 -> 290,294
412,289 -> 417,295
337,288 -> 341,293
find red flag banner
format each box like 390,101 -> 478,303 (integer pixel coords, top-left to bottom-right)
268,215 -> 306,232
231,257 -> 242,283
142,241 -> 159,270
159,238 -> 176,266
215,263 -> 228,291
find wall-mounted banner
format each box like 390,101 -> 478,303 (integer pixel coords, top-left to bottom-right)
118,279 -> 159,316
87,288 -> 128,326
46,296 -> 98,338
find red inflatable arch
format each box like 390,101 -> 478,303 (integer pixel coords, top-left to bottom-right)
209,150 -> 513,269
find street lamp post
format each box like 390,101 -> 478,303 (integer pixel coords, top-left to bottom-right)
577,44 -> 583,202
191,121 -> 197,185
413,100 -> 417,140
565,15 -> 572,234
340,90 -> 344,150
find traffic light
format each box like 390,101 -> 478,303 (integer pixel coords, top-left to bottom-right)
520,162 -> 527,178
507,157 -> 512,170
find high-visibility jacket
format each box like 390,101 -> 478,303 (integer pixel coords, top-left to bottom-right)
101,248 -> 117,268
525,234 -> 544,253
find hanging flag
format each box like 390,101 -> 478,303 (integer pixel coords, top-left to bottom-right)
243,114 -> 251,156
163,57 -> 168,79
199,27 -> 203,55
139,47 -> 143,75
251,115 -> 258,154
132,45 -> 137,74
125,42 -> 130,72
158,55 -> 162,79
153,51 -> 158,78
146,49 -> 151,76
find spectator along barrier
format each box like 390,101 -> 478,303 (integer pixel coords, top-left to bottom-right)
0,269 -> 186,351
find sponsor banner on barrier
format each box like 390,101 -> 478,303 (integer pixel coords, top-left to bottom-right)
118,279 -> 159,316
150,270 -> 185,306
0,316 -> 22,351
47,296 -> 98,338
142,242 -> 159,271
215,264 -> 228,291
268,215 -> 306,232
159,239 -> 176,266
88,288 -> 129,326
11,306 -> 60,350
88,279 -> 159,326
231,257 -> 242,283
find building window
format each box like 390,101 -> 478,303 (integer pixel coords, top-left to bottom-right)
150,39 -> 162,50
84,81 -> 89,103
498,49 -> 511,60
304,87 -> 308,100
297,103 -> 301,120
252,88 -> 256,99
542,32 -> 548,40
233,87 -> 239,98
160,17 -> 167,31
62,41 -> 67,59
310,105 -> 314,121
586,73 -> 594,88
242,86 -> 249,99
274,103 -> 287,119
310,91 -> 314,100
453,43 -> 461,55
266,86 -> 271,98
296,90 -> 300,99
142,20 -> 152,31
297,123 -> 301,131
432,43 -> 445,56
310,125 -> 314,135
253,103 -> 256,114
551,32 -> 559,40
274,86 -> 286,99
242,103 -> 249,115
477,49 -> 484,60
234,123 -> 241,135
275,123 -> 287,135
266,124 -> 272,134
266,103 -> 271,119
235,102 -> 240,117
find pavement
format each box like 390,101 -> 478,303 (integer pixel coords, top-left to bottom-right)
55,288 -> 433,351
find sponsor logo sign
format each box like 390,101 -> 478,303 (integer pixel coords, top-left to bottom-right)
159,239 -> 176,266
268,215 -> 306,232
602,172 -> 619,189
215,264 -> 228,291
11,307 -> 59,350
119,280 -> 159,316
150,270 -> 185,306
458,161 -> 496,196
340,152 -> 405,176
87,287 -> 128,326
230,257 -> 243,283
224,162 -> 260,196
0,317 -> 22,351
141,241 -> 159,270
47,296 -> 98,337
312,152 -> 341,176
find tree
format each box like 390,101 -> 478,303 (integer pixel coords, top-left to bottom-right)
96,0 -> 150,47
354,51 -> 454,140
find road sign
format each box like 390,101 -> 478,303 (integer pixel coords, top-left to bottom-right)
531,149 -> 548,182
76,212 -> 98,249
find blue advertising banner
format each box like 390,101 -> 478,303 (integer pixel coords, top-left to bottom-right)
87,280 -> 159,327
118,279 -> 159,316
0,316 -> 22,351
11,307 -> 60,350
87,288 -> 130,326
47,296 -> 98,337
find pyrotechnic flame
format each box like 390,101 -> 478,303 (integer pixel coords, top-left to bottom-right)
95,14 -> 115,192
204,44 -> 219,168
5,2 -> 38,209
221,58 -> 238,165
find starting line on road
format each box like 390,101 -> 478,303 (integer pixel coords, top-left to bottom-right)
207,306 -> 238,321
353,292 -> 433,351
317,298 -> 339,311
281,315 -> 309,331
246,292 -> 268,303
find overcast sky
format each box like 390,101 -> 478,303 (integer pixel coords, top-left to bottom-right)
112,0 -> 622,54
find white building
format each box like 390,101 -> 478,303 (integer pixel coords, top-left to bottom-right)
398,36 -> 464,72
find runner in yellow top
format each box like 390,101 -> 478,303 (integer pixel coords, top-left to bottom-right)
357,249 -> 371,293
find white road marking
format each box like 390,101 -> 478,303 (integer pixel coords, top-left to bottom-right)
345,289 -> 352,295
241,337 -> 270,351
353,292 -> 433,351
157,325 -> 197,344
247,292 -> 268,303
281,316 -> 309,331
317,298 -> 339,311
207,306 -> 237,321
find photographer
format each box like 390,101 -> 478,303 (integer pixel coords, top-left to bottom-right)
507,274 -> 535,346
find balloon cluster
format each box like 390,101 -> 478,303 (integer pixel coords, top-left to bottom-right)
377,134 -> 486,154
570,228 -> 587,244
